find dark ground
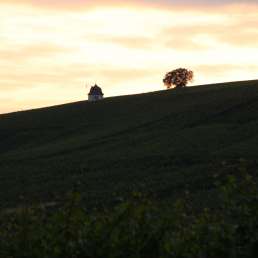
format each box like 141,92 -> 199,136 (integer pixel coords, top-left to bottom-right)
1,80 -> 258,209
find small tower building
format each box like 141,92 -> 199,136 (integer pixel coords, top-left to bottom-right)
88,84 -> 104,101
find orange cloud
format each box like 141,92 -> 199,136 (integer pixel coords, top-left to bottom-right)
5,0 -> 258,10
0,44 -> 69,62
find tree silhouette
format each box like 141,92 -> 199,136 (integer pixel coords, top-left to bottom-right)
163,68 -> 194,89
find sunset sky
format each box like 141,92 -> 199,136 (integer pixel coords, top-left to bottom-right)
1,0 -> 258,114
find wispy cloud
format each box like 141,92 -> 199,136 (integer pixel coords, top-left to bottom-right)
5,0 -> 258,9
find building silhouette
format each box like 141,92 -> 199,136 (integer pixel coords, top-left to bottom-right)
88,84 -> 104,101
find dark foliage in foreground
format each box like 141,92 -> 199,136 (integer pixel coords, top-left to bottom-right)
1,167 -> 258,258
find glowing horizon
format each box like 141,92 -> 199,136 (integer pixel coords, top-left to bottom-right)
1,1 -> 258,113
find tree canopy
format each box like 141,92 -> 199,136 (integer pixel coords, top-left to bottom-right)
163,68 -> 194,89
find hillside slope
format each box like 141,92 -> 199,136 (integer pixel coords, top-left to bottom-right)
1,80 -> 258,208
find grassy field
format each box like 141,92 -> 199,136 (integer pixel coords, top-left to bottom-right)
1,80 -> 258,209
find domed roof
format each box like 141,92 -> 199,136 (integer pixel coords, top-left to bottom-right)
88,84 -> 104,96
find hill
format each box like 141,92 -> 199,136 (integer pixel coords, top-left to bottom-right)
1,80 -> 258,209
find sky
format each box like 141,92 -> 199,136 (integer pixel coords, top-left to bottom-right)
1,0 -> 258,113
